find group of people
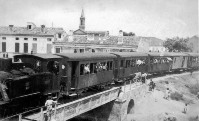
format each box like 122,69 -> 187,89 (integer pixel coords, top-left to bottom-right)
83,62 -> 108,75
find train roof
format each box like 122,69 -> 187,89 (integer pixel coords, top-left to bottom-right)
14,54 -> 62,60
147,52 -> 188,57
111,52 -> 148,58
56,53 -> 117,61
184,52 -> 199,56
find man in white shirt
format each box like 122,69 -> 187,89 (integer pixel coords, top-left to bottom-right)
45,95 -> 57,121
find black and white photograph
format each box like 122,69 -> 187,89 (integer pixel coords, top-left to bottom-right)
0,0 -> 198,121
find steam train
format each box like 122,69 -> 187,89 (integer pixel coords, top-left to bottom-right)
0,52 -> 198,115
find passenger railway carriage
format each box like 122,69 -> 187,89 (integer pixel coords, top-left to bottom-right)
56,53 -> 116,93
147,52 -> 173,73
111,52 -> 148,81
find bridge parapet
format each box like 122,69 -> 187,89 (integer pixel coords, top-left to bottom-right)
21,87 -> 120,121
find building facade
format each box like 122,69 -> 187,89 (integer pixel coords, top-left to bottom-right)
0,22 -> 65,55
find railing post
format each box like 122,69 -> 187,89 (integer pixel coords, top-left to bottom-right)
19,114 -> 22,121
40,107 -> 43,121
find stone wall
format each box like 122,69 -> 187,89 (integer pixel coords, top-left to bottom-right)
71,84 -> 148,121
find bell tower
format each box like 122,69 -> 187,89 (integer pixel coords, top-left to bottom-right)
79,9 -> 85,31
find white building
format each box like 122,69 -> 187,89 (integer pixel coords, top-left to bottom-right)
0,22 -> 65,55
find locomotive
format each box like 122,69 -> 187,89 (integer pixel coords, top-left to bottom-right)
0,52 -> 198,116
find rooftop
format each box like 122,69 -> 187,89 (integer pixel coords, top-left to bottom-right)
0,25 -> 65,37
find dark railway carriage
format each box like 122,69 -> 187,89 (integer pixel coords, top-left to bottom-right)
13,54 -> 62,95
111,52 -> 148,81
0,54 -> 63,115
147,52 -> 173,73
56,53 -> 117,92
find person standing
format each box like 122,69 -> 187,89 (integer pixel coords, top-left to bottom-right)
164,88 -> 170,100
190,69 -> 193,75
182,103 -> 188,114
149,79 -> 155,91
45,95 -> 57,121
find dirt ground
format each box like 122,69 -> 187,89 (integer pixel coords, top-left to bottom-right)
127,71 -> 199,121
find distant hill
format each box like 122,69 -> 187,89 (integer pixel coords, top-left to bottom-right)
188,35 -> 199,53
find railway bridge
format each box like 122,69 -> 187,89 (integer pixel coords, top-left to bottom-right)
1,81 -> 148,121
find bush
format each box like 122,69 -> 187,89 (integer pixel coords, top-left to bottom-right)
189,84 -> 199,95
170,92 -> 183,101
188,116 -> 199,121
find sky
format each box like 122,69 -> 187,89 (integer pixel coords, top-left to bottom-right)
0,0 -> 198,39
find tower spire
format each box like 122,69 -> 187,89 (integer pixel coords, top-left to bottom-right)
81,9 -> 85,18
79,9 -> 85,31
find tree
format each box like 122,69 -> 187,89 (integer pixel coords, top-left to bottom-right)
123,31 -> 135,36
163,37 -> 191,52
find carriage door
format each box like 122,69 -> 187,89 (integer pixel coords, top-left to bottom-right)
71,61 -> 78,88
119,59 -> 125,78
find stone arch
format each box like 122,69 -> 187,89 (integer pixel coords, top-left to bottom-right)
127,99 -> 135,114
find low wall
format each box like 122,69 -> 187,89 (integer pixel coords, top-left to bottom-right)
72,84 -> 148,121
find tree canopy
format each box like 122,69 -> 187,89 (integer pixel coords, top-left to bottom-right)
163,37 -> 191,52
123,32 -> 135,36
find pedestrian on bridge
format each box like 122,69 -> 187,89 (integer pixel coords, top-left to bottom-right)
45,95 -> 57,121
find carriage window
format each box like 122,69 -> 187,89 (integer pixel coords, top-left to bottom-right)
120,60 -> 124,67
131,59 -> 136,67
101,62 -> 107,71
193,57 -> 197,62
153,58 -> 159,64
107,61 -> 113,70
150,58 -> 153,64
166,57 -> 172,63
110,61 -> 113,70
96,62 -> 102,72
84,63 -> 90,74
47,61 -> 59,75
136,59 -> 143,66
35,60 -> 41,72
161,59 -> 165,63
90,63 -> 97,74
140,59 -> 145,65
158,58 -> 161,64
14,58 -> 22,62
80,64 -> 84,75
62,64 -> 67,76
126,60 -> 131,68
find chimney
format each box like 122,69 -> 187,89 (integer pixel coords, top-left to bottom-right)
9,25 -> 14,31
27,25 -> 32,30
41,25 -> 45,32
